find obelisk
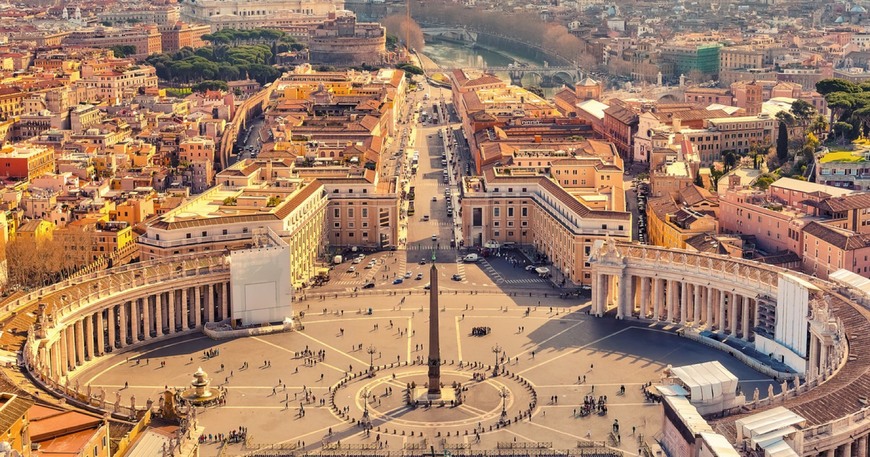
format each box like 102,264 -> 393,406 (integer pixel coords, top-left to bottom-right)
427,249 -> 441,396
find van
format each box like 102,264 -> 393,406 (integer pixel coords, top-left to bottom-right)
463,254 -> 479,263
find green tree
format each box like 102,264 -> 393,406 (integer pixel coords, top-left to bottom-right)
816,78 -> 861,95
790,99 -> 816,124
192,80 -> 229,92
833,121 -> 853,142
776,121 -> 789,162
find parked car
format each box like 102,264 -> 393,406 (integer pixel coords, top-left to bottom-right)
423,283 -> 431,290
404,271 -> 412,278
393,278 -> 404,285
362,282 -> 375,289
416,273 -> 424,280
348,266 -> 356,273
452,274 -> 462,281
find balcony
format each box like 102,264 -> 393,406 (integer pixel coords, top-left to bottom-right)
138,232 -> 254,248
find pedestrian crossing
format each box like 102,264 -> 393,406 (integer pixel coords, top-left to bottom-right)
405,245 -> 457,251
478,259 -> 505,284
502,278 -> 548,285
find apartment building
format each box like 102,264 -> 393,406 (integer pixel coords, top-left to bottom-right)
646,196 -> 718,249
460,166 -> 631,286
63,25 -> 163,59
802,221 -> 870,279
76,65 -> 158,104
0,143 -> 55,181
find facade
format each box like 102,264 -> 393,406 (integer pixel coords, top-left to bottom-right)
139,181 -> 328,289
816,149 -> 870,190
460,166 -> 631,286
63,26 -> 163,59
158,22 -> 212,53
77,66 -> 159,104
802,221 -> 870,279
646,196 -> 718,249
98,6 -> 181,26
308,15 -> 386,66
180,0 -> 342,30
658,43 -> 722,80
0,144 -> 55,181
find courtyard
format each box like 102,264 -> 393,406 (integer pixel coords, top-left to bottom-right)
75,292 -> 778,456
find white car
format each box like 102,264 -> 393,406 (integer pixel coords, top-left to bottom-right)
404,271 -> 412,279
352,257 -> 362,264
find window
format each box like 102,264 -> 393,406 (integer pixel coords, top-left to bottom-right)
202,231 -> 207,237
186,233 -> 191,239
494,231 -> 500,237
494,207 -> 500,217
522,207 -> 528,217
601,224 -> 607,230
508,208 -> 514,217
334,222 -> 340,228
334,208 -> 340,218
223,229 -> 228,235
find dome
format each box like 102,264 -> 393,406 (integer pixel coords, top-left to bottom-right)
851,5 -> 867,13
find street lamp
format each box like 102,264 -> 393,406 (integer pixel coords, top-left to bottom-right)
492,344 -> 502,377
367,345 -> 377,375
499,386 -> 509,424
361,388 -> 371,429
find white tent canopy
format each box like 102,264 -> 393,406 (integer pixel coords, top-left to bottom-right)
670,361 -> 738,402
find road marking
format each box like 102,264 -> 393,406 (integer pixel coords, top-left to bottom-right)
251,337 -> 346,374
518,327 -> 632,376
526,421 -> 636,457
455,315 -> 463,361
82,336 -> 208,385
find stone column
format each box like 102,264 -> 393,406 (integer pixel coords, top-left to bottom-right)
730,294 -> 740,335
96,310 -> 104,356
194,286 -> 202,328
222,282 -> 230,321
130,299 -> 139,343
857,435 -> 867,457
206,284 -> 215,324
741,295 -> 750,340
706,287 -> 714,329
82,316 -> 92,361
666,280 -> 676,322
181,287 -> 189,330
591,273 -> 600,316
168,291 -> 176,333
107,306 -> 116,350
595,274 -> 606,316
825,448 -> 835,457
693,285 -> 702,324
718,290 -> 727,333
640,276 -> 651,318
155,292 -> 163,337
842,443 -> 853,457
653,278 -> 663,320
63,326 -> 72,369
679,282 -> 688,324
617,273 -> 628,319
118,302 -> 128,347
49,344 -> 58,379
74,320 -> 85,365
142,296 -> 151,340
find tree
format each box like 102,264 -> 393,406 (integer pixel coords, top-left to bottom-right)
833,121 -> 853,142
193,80 -> 229,92
722,150 -> 738,172
776,121 -> 789,163
816,78 -> 861,95
109,45 -> 137,58
790,99 -> 816,123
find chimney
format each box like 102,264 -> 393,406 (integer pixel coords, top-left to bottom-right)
534,135 -> 542,143
673,117 -> 682,133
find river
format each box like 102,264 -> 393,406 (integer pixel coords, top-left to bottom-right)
421,39 -> 560,98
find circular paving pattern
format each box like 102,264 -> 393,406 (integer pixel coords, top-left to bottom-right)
329,362 -> 536,438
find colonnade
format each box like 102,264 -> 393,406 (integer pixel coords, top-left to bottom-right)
40,282 -> 231,380
591,271 -> 757,341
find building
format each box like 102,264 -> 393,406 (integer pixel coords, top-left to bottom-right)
180,0 -> 342,30
98,6 -> 181,26
76,65 -> 159,104
308,14 -> 386,66
816,148 -> 870,190
62,26 -> 163,59
658,43 -> 722,81
139,181 -> 328,289
646,196 -> 718,249
802,221 -> 870,279
0,144 -> 55,181
460,164 -> 631,286
28,403 -> 111,457
0,393 -> 34,456
158,22 -> 211,53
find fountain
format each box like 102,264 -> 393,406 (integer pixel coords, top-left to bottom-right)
180,367 -> 222,405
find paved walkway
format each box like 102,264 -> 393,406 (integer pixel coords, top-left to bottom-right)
73,294 -> 777,456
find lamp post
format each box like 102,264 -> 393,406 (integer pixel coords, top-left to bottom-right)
361,388 -> 371,429
492,344 -> 502,377
499,386 -> 508,424
367,345 -> 377,376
